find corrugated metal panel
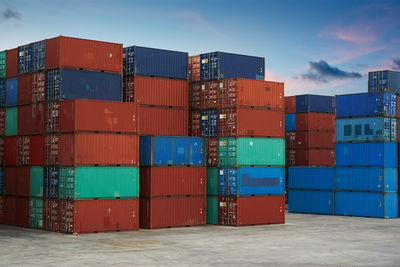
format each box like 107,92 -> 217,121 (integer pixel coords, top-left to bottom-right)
3,136 -> 17,166
285,96 -> 296,113
296,95 -> 335,113
218,167 -> 285,196
189,55 -> 200,82
18,72 -> 45,106
200,109 -> 218,137
0,79 -> 6,107
368,70 -> 400,94
43,199 -> 59,231
5,107 -> 17,136
16,135 -> 44,166
29,167 -> 43,197
206,167 -> 218,195
285,114 -> 296,131
29,197 -> 43,229
0,51 -> 5,78
0,167 -> 4,195
6,78 -> 17,107
3,196 -> 29,227
205,138 -> 218,166
15,167 -> 30,197
5,48 -> 18,79
4,167 -> 17,196
335,192 -> 398,218
0,108 -> 4,136
190,110 -> 200,137
139,136 -> 205,166
31,40 -> 45,73
286,131 -> 335,149
288,190 -> 334,215
44,167 -> 58,198
18,44 -> 31,75
17,103 -> 45,135
335,142 -> 397,167
206,195 -> 218,225
287,148 -> 334,166
296,113 -> 335,131
288,167 -> 335,190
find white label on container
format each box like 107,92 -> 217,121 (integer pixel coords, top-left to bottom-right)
220,170 -> 224,175
220,114 -> 226,119
249,141 -> 253,146
220,83 -> 223,88
202,85 -> 205,90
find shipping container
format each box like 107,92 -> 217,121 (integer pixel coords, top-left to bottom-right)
58,166 -> 139,200
45,133 -> 139,166
288,190 -> 334,215
335,142 -> 397,167
218,107 -> 284,137
0,108 -> 4,136
286,131 -> 335,149
189,55 -> 200,82
205,138 -> 218,166
0,166 -> 4,195
335,192 -> 398,218
3,196 -> 29,227
190,110 -> 200,137
336,92 -> 396,118
139,196 -> 205,229
189,82 -> 201,109
218,195 -> 285,226
288,167 -> 335,190
335,117 -> 396,142
295,113 -> 335,131
0,51 -> 5,78
206,195 -> 218,225
285,114 -> 296,131
0,137 -> 4,165
31,40 -> 45,72
218,167 -> 285,196
45,36 -> 123,73
17,72 -> 45,105
285,96 -> 296,113
200,52 -> 264,81
30,166 -> 43,197
17,103 -> 45,135
123,46 -> 188,79
0,196 -> 3,223
43,198 -> 59,231
29,197 -> 43,229
45,99 -> 137,133
296,95 -> 335,113
17,135 -> 44,166
200,109 -> 218,137
6,77 -> 17,107
4,167 -> 17,196
18,43 -> 32,74
5,48 -> 18,78
138,105 -> 188,136
368,70 -> 400,94
5,107 -> 17,136
218,137 -> 285,166
15,167 -> 30,197
0,79 -> 5,107
206,167 -> 218,195
58,199 -> 139,234
286,148 -> 334,166
140,136 -> 204,166
140,167 -> 205,197
3,136 -> 17,166
44,167 -> 58,199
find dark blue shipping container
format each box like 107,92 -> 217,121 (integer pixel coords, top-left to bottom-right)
285,114 -> 296,131
45,69 -> 122,101
295,95 -> 335,113
44,167 -> 59,198
336,92 -> 397,118
6,77 -> 17,106
200,52 -> 264,81
18,44 -> 31,74
288,167 -> 334,190
368,70 -> 400,94
0,79 -> 6,107
140,136 -> 205,166
288,190 -> 334,215
200,109 -> 218,137
123,46 -> 188,79
0,166 -> 4,195
335,192 -> 398,218
335,142 -> 397,167
31,40 -> 45,73
218,167 -> 285,196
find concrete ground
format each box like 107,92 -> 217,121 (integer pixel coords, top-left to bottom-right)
0,213 -> 399,266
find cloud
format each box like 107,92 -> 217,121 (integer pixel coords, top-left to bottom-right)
393,58 -> 400,70
2,8 -> 21,20
302,60 -> 362,83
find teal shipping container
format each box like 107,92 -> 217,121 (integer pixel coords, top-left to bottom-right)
30,167 -> 43,197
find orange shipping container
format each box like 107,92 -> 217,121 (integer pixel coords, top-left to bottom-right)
296,113 -> 335,131
189,55 -> 200,82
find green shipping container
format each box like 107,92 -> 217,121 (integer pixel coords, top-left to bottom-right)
206,167 -> 218,195
5,107 -> 17,136
206,195 -> 218,225
58,166 -> 139,199
29,198 -> 43,229
0,51 -> 5,78
30,167 -> 44,197
218,137 -> 285,166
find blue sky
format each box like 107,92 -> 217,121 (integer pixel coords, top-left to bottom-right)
1,0 -> 399,95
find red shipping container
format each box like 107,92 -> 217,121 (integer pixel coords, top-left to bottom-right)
0,196 -> 3,224
206,138 -> 218,166
17,103 -> 45,135
4,136 -> 17,166
58,199 -> 139,234
285,96 -> 296,114
138,105 -> 188,136
286,148 -> 334,166
190,110 -> 200,137
286,131 -> 335,149
189,55 -> 200,82
296,113 -> 335,131
17,135 -> 44,166
17,72 -> 45,105
218,107 -> 284,138
4,167 -> 17,196
140,167 -> 206,197
398,96 -> 400,119
45,36 -> 123,73
190,82 -> 201,109
0,137 -> 4,164
0,108 -> 5,136
43,199 -> 60,232
3,196 -> 29,227
5,167 -> 30,197
6,48 -> 18,78
140,196 -> 206,229
200,80 -> 218,109
218,195 -> 285,226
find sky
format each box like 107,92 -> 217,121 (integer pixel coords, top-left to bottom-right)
0,0 -> 399,96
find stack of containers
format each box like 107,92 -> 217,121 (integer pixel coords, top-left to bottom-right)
286,95 -> 336,215
335,92 -> 398,218
189,52 -> 286,226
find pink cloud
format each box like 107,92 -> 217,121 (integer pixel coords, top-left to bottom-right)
320,25 -> 376,45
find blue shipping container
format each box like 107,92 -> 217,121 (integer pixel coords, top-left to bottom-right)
44,167 -> 59,198
335,117 -> 397,142
285,114 -> 296,131
295,95 -> 335,113
218,167 -> 285,196
200,52 -> 264,81
335,142 -> 397,167
289,190 -> 334,215
123,46 -> 188,79
18,44 -> 32,74
336,92 -> 397,118
31,40 -> 45,73
335,192 -> 398,218
6,77 -> 17,106
335,167 -> 397,192
288,167 -> 334,190
45,69 -> 122,101
0,79 -> 5,107
200,109 -> 218,137
368,70 -> 400,94
140,136 -> 205,166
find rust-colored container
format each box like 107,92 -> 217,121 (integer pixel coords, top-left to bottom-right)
45,36 -> 123,73
17,72 -> 45,105
17,103 -> 45,135
0,137 -> 4,165
16,167 -> 30,197
190,82 -> 201,109
138,105 -> 188,136
140,196 -> 206,229
3,196 -> 29,227
140,167 -> 206,197
0,108 -> 5,136
286,148 -> 334,166
0,196 -> 3,224
58,199 -> 139,234
6,48 -> 18,78
218,195 -> 285,226
206,138 -> 218,166
286,131 -> 335,149
218,107 -> 284,137
17,135 -> 44,166
4,136 -> 17,166
189,55 -> 200,82
43,198 -> 59,232
46,133 -> 139,166
296,113 -> 335,131
285,96 -> 296,114
4,167 -> 17,196
45,100 -> 137,133
190,110 -> 200,137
